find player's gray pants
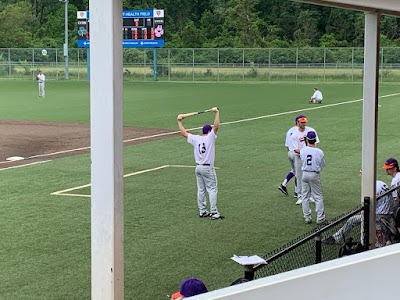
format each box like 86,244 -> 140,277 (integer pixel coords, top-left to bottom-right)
332,214 -> 394,244
38,82 -> 45,97
301,171 -> 325,222
195,165 -> 218,214
288,150 -> 298,193
294,154 -> 303,198
332,215 -> 361,242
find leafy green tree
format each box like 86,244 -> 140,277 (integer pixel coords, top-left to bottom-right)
2,0 -> 400,49
319,33 -> 349,47
0,2 -> 36,47
34,3 -> 77,48
380,34 -> 397,47
172,20 -> 205,48
381,16 -> 400,40
293,10 -> 320,46
220,0 -> 264,47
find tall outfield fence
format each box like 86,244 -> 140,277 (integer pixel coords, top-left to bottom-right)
1,47 -> 400,83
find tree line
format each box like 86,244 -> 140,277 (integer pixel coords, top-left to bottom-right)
1,0 -> 400,49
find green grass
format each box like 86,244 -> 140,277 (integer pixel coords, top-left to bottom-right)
1,80 -> 400,299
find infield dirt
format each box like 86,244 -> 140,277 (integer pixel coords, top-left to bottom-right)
0,120 -> 178,169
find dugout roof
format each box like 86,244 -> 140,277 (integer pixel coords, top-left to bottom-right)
293,0 -> 400,16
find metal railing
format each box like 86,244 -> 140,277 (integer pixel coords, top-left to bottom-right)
246,200 -> 369,280
238,183 -> 400,281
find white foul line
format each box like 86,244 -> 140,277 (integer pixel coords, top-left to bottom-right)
51,164 -> 196,198
0,160 -> 52,171
222,92 -> 400,126
3,92 -> 400,167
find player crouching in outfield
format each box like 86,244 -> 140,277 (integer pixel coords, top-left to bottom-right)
177,107 -> 224,220
299,131 -> 327,225
309,87 -> 323,104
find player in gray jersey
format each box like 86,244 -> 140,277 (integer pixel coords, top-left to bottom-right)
299,131 -> 326,224
177,107 -> 224,220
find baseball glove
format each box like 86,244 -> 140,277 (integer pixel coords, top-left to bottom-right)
36,76 -> 39,80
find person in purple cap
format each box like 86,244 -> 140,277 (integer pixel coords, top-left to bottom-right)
383,158 -> 400,189
169,277 -> 208,299
278,115 -> 305,197
177,107 -> 224,220
382,158 -> 400,212
299,130 -> 327,224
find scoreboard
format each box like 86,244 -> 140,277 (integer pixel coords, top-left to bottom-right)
77,9 -> 164,48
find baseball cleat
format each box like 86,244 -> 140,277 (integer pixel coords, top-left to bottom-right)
305,217 -> 312,224
278,184 -> 288,195
199,211 -> 211,218
210,213 -> 225,220
295,199 -> 302,205
316,219 -> 330,226
322,236 -> 337,244
293,192 -> 298,198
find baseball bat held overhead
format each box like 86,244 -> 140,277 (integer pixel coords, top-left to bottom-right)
180,107 -> 219,119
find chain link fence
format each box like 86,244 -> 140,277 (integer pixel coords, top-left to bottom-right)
1,47 -> 400,82
238,184 -> 400,281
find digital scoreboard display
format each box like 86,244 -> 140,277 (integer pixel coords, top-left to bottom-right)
77,9 -> 164,48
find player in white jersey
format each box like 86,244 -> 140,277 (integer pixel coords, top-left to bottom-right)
290,115 -> 320,205
36,70 -> 45,98
309,87 -> 323,104
278,115 -> 305,197
299,131 -> 326,224
323,180 -> 396,247
177,107 -> 224,220
382,157 -> 400,210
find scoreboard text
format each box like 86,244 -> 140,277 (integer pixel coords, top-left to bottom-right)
77,9 -> 165,48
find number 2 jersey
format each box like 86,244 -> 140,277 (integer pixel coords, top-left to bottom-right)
300,146 -> 325,172
187,130 -> 216,165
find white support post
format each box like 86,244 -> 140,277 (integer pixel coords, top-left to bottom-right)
89,0 -> 124,299
361,12 -> 380,248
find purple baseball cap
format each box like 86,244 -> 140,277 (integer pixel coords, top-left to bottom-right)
202,124 -> 212,134
295,115 -> 306,123
171,278 -> 208,299
306,131 -> 317,140
383,158 -> 399,169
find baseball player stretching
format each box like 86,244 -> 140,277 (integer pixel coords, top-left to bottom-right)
324,180 -> 394,247
278,115 -> 305,197
177,107 -> 224,220
300,131 -> 326,224
290,115 -> 320,205
36,70 -> 45,98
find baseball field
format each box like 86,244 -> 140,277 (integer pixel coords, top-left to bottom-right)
1,80 -> 399,299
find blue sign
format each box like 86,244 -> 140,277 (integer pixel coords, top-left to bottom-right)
77,9 -> 165,48
78,40 -> 164,48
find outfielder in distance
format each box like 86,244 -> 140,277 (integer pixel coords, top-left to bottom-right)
177,107 -> 224,220
36,70 -> 45,98
309,87 -> 323,104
